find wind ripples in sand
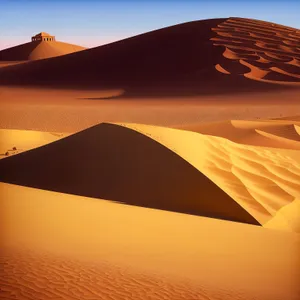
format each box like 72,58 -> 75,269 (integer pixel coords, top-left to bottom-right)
211,17 -> 300,84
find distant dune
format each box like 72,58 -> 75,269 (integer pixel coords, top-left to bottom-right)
0,40 -> 86,61
0,17 -> 299,97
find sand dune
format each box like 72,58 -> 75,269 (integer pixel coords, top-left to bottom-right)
1,182 -> 299,300
1,86 -> 299,132
0,123 -> 258,225
0,17 -> 299,97
0,122 -> 299,232
0,40 -> 86,61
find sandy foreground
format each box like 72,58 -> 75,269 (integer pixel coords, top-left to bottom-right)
1,182 -> 300,300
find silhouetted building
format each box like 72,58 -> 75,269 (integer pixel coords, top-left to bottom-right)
31,32 -> 55,42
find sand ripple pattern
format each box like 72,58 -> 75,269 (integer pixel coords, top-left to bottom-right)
0,247 -> 256,300
211,17 -> 300,84
121,123 -> 300,232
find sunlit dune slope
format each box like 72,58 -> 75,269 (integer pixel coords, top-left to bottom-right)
174,119 -> 300,150
0,129 -> 68,159
0,122 -> 299,231
0,18 -> 299,96
1,182 -> 299,300
118,123 -> 300,232
0,40 -> 86,61
0,123 -> 259,225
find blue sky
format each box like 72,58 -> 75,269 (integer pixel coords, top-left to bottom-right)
0,0 -> 299,50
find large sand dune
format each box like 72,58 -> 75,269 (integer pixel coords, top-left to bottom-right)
0,123 -> 258,225
0,40 -> 86,61
0,18 -> 299,97
0,122 -> 299,232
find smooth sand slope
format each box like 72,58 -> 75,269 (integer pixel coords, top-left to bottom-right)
0,40 -> 86,61
1,182 -> 299,300
0,18 -> 299,97
0,123 -> 258,225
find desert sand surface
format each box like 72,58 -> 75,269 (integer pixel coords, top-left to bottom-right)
1,87 -> 300,133
1,182 -> 299,300
0,16 -> 299,300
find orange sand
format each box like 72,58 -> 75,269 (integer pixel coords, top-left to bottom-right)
0,16 -> 299,300
1,182 -> 299,300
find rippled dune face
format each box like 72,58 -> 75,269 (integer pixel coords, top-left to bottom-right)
120,122 -> 300,233
212,17 -> 300,84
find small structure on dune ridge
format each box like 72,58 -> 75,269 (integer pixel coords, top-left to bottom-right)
31,32 -> 55,42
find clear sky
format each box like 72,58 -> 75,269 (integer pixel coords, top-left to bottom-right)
0,0 -> 299,50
